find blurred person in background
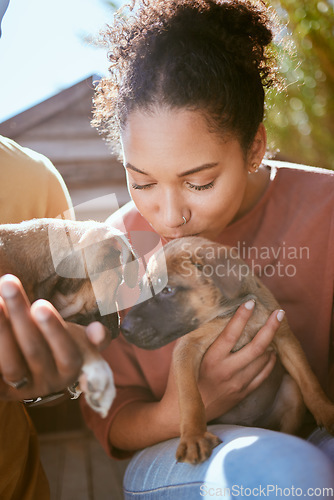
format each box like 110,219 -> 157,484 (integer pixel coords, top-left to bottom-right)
0,2 -> 109,498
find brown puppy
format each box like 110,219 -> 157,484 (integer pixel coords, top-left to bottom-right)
121,236 -> 334,463
0,218 -> 138,417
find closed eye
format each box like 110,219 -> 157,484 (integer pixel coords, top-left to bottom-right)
132,181 -> 215,191
187,181 -> 214,191
131,182 -> 156,190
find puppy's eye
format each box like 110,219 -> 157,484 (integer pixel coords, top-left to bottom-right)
161,286 -> 175,295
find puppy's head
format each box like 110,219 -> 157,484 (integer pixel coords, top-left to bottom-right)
121,236 -> 253,349
35,221 -> 138,339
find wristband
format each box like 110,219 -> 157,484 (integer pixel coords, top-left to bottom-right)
23,382 -> 81,407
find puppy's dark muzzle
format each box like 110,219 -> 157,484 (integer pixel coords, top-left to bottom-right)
121,303 -> 198,350
121,314 -> 159,348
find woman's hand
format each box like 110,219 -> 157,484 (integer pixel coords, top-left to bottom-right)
161,301 -> 282,425
110,301 -> 284,451
198,301 -> 282,421
0,274 -> 110,401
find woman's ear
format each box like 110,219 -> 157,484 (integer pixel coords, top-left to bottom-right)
248,123 -> 267,168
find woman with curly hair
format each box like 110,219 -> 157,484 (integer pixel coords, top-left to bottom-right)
79,0 -> 334,496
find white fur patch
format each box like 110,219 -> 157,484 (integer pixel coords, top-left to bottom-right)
79,360 -> 116,418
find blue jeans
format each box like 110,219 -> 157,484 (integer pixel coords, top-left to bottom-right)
123,425 -> 334,499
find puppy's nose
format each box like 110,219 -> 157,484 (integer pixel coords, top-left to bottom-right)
120,315 -> 142,338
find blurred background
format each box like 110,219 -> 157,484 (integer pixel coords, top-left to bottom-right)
0,0 -> 116,122
0,0 -> 333,206
266,0 -> 334,171
0,2 -> 332,497
0,0 -> 131,222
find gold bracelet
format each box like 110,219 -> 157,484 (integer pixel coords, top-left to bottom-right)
23,382 -> 81,407
67,381 -> 81,399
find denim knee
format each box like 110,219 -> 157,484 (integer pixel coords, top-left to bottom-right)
123,425 -> 334,499
307,427 -> 334,462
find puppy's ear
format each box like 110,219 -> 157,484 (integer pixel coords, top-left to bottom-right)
53,225 -> 138,287
55,249 -> 87,279
78,227 -> 139,288
192,244 -> 248,299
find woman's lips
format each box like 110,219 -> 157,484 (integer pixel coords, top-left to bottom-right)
163,233 -> 200,242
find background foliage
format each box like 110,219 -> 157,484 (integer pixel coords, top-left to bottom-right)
265,0 -> 334,169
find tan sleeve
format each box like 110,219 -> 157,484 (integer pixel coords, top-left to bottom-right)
0,402 -> 50,500
0,137 -> 73,499
41,155 -> 74,220
0,136 -> 73,223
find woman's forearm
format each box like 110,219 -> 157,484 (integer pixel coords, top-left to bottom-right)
109,399 -> 180,451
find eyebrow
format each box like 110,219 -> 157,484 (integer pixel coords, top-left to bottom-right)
125,162 -> 219,177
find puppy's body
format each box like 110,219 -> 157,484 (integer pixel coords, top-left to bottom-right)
122,237 -> 334,463
0,218 -> 137,417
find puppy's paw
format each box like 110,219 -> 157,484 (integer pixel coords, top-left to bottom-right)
176,431 -> 222,464
79,359 -> 116,418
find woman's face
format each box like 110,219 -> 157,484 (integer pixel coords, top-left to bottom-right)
121,108 -> 263,242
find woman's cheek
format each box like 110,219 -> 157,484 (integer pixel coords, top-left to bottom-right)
130,188 -> 154,217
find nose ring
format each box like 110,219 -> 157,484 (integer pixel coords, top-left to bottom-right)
182,216 -> 187,225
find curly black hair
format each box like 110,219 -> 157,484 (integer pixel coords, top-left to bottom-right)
93,0 -> 283,154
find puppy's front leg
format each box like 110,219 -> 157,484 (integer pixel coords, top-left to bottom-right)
273,319 -> 334,434
173,318 -> 228,464
65,323 -> 116,418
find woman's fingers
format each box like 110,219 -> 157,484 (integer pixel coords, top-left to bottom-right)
0,275 -> 85,398
31,300 -> 83,382
0,276 -> 57,379
203,349 -> 277,420
213,308 -> 283,386
0,298 -> 30,392
86,321 -> 111,351
242,352 -> 277,395
200,306 -> 284,419
206,299 -> 257,361
233,309 -> 284,367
